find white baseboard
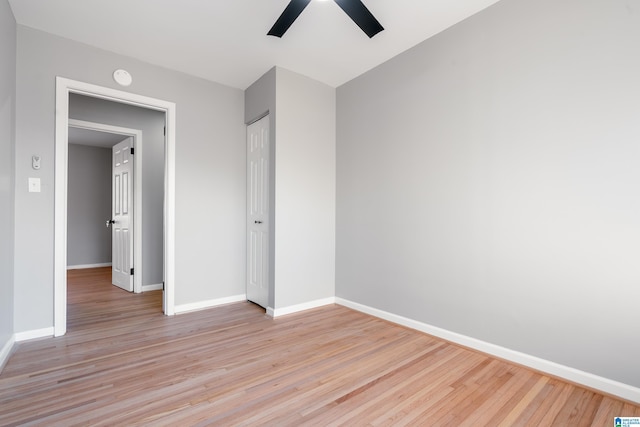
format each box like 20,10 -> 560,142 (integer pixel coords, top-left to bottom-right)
174,294 -> 247,314
269,297 -> 336,318
67,263 -> 112,270
15,327 -> 55,342
0,334 -> 15,372
142,283 -> 163,292
335,298 -> 640,404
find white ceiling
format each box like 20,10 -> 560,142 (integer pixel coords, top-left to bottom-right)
68,127 -> 128,148
9,0 -> 502,89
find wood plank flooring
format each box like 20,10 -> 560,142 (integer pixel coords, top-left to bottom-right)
0,267 -> 638,426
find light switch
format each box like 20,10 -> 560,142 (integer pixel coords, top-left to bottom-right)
28,177 -> 41,193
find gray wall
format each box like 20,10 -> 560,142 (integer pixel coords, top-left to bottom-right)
14,26 -> 245,332
67,144 -> 112,267
69,94 -> 165,285
245,67 -> 336,311
273,68 -> 336,309
337,0 -> 640,388
0,0 -> 16,356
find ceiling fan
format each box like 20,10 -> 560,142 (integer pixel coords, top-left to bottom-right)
268,0 -> 384,39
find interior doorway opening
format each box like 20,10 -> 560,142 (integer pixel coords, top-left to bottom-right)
55,77 -> 177,337
67,119 -> 145,293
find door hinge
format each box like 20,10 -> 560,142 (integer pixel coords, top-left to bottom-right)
163,126 -> 166,136
130,268 -> 134,275
130,147 -> 135,155
163,281 -> 165,291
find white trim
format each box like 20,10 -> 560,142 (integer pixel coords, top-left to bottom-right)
55,77 -> 177,337
142,283 -> 164,292
15,328 -> 55,342
174,294 -> 247,314
335,298 -> 640,404
54,79 -> 69,337
0,335 -> 15,372
164,99 -> 176,316
269,297 -> 336,318
67,263 -> 112,270
68,119 -> 143,294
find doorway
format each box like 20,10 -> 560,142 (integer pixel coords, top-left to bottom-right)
55,77 -> 177,337
67,119 -> 144,293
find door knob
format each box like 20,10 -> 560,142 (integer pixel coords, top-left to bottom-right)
254,220 -> 263,224
106,219 -> 116,228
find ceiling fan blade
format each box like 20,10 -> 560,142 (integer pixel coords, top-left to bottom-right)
268,0 -> 313,37
334,0 -> 384,38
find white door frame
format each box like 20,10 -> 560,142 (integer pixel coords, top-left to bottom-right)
55,77 -> 177,337
68,119 -> 144,294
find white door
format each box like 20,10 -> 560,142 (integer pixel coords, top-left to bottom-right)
246,116 -> 269,308
111,137 -> 134,292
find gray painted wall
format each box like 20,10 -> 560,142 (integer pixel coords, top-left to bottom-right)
0,0 -> 16,356
273,68 -> 336,309
245,67 -> 336,311
245,67 -> 275,127
69,94 -> 165,285
336,0 -> 640,388
14,26 -> 245,332
67,144 -> 112,267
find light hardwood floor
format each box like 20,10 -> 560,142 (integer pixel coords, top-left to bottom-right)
0,267 -> 638,426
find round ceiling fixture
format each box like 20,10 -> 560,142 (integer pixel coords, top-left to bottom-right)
113,69 -> 133,87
